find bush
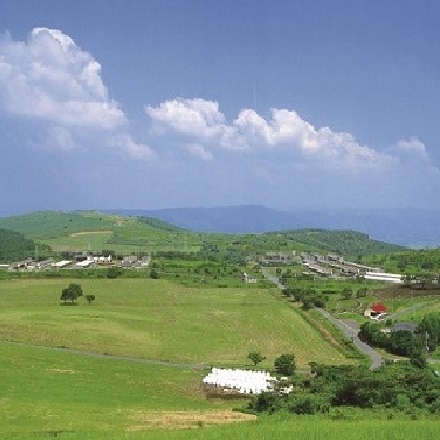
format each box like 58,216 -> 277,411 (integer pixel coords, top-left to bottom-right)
107,266 -> 119,279
287,394 -> 331,414
248,392 -> 282,414
274,354 -> 296,376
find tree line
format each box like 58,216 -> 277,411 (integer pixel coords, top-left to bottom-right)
249,362 -> 440,416
0,228 -> 37,263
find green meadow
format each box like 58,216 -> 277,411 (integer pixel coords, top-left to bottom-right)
0,276 -> 360,436
2,228 -> 439,437
0,342 -> 219,434
73,418 -> 440,440
2,343 -> 440,438
0,278 -> 353,368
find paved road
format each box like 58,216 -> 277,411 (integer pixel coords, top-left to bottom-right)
315,308 -> 383,370
261,267 -> 286,290
260,268 -> 383,370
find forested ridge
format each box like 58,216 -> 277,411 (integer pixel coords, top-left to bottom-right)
0,228 -> 36,262
268,229 -> 405,257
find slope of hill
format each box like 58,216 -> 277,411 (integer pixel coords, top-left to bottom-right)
0,228 -> 39,262
0,211 -> 195,255
267,229 -> 404,256
0,210 -> 404,258
0,211 -> 119,239
109,206 -> 440,247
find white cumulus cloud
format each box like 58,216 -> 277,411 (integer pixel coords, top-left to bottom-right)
185,143 -> 213,161
390,137 -> 430,162
0,27 -> 155,160
147,98 -> 382,167
111,133 -> 157,160
146,98 -> 247,151
0,28 -> 125,128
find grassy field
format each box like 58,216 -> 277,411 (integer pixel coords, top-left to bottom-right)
1,341 -> 439,437
0,277 -> 364,436
0,278 -> 354,368
80,418 -> 440,440
0,342 -> 247,434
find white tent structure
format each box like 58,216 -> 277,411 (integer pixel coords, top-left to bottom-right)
203,368 -> 276,394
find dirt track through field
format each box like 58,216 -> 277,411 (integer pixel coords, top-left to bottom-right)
1,340 -> 208,370
69,231 -> 112,237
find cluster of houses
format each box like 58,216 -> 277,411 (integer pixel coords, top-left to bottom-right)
261,251 -> 296,264
301,253 -> 405,283
121,255 -> 151,268
6,252 -> 150,272
241,272 -> 257,284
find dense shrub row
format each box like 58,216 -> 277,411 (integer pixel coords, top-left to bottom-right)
249,363 -> 440,415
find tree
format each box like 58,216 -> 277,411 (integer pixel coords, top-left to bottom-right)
356,288 -> 367,298
418,313 -> 440,351
341,288 -> 353,300
86,294 -> 96,304
390,330 -> 416,356
410,349 -> 427,369
107,266 -> 119,279
248,351 -> 266,366
150,268 -> 159,279
60,283 -> 83,303
274,353 -> 296,376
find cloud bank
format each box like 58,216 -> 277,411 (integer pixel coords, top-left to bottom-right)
0,27 -> 153,158
0,27 -> 438,211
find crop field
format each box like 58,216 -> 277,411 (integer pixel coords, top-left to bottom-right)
0,278 -> 355,368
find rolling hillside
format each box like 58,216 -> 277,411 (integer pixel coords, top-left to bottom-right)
0,210 -> 404,258
108,205 -> 440,247
0,228 -> 42,262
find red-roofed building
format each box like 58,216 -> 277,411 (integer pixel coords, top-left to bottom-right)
372,303 -> 387,314
364,303 -> 387,319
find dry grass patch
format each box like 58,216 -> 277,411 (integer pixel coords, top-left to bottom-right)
46,368 -> 76,374
126,410 -> 256,431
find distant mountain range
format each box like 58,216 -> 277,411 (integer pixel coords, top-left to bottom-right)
106,206 -> 440,248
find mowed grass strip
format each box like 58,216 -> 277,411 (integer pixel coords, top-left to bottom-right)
0,278 -> 354,367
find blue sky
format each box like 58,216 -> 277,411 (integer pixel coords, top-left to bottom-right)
1,0 -> 440,215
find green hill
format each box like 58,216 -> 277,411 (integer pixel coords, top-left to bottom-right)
272,229 -> 405,257
0,228 -> 40,263
0,211 -> 124,239
0,211 -> 404,259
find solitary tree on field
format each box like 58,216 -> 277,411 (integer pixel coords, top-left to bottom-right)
248,351 -> 266,366
60,283 -> 83,303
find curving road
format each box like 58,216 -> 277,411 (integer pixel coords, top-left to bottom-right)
315,308 -> 383,370
260,267 -> 383,370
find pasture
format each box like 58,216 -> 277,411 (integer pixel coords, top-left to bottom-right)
0,342 -> 244,434
0,278 -> 354,368
2,341 -> 439,437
